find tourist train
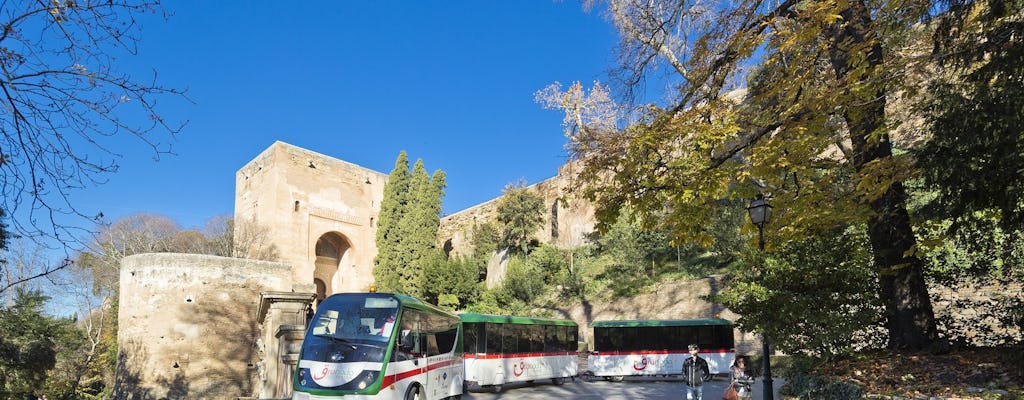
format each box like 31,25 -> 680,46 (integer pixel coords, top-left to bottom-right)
292,292 -> 733,399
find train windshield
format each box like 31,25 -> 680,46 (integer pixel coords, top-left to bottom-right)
304,294 -> 399,362
297,294 -> 401,391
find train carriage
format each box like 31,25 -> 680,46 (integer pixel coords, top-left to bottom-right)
588,319 -> 735,380
460,313 -> 578,392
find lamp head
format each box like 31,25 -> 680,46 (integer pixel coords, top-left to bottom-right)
746,195 -> 772,226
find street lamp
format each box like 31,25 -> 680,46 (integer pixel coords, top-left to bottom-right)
746,194 -> 774,400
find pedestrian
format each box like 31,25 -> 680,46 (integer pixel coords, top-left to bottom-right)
682,344 -> 711,400
730,356 -> 754,399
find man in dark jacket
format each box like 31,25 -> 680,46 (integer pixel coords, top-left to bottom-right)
682,344 -> 711,399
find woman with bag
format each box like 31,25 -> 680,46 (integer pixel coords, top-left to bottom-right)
727,356 -> 754,399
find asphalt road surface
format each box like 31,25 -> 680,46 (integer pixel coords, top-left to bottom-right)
463,375 -> 786,400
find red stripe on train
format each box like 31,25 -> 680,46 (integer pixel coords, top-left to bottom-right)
380,358 -> 462,388
589,349 -> 735,356
463,351 -> 579,360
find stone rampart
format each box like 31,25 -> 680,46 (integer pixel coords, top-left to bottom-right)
439,162 -> 595,258
114,253 -> 293,400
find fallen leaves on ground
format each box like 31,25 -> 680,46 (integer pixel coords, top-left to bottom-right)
816,347 -> 1023,399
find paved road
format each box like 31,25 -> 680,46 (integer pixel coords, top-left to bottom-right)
463,375 -> 786,400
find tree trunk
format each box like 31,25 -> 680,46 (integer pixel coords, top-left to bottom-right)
827,0 -> 938,350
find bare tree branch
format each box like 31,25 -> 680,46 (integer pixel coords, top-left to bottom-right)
0,0 -> 188,256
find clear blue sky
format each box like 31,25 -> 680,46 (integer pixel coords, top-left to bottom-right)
72,1 -> 619,230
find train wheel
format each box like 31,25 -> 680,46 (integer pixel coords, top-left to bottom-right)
405,384 -> 421,400
552,377 -> 565,385
491,384 -> 502,393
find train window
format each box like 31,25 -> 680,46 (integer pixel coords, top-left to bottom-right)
486,323 -> 503,354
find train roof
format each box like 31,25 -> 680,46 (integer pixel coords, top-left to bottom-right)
321,292 -> 457,317
459,312 -> 578,326
591,318 -> 733,328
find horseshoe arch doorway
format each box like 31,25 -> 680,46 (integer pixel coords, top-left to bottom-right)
313,232 -> 352,307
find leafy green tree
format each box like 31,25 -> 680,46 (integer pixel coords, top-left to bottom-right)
400,160 -> 447,298
471,221 -> 501,260
0,288 -> 77,398
714,226 -> 880,358
469,221 -> 501,281
542,0 -> 948,350
916,0 -> 1024,279
421,252 -> 480,309
525,244 -> 568,286
496,180 -> 545,255
498,256 -> 547,305
598,212 -> 674,279
464,289 -> 526,316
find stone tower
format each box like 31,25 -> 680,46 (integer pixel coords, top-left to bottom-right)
234,141 -> 388,301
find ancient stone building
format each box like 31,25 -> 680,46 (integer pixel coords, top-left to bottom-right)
234,141 -> 388,300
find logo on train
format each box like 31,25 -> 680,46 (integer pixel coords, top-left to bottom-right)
513,360 -> 527,377
633,356 -> 649,371
632,355 -> 674,371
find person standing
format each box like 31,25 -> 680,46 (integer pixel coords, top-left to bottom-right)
682,344 -> 711,400
730,356 -> 754,399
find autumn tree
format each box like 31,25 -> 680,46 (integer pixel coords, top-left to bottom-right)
496,180 -> 545,255
541,0 -> 956,350
65,213 -> 263,397
76,213 -> 181,295
0,1 -> 185,293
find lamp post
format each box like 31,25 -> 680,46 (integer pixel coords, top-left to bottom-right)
746,194 -> 774,400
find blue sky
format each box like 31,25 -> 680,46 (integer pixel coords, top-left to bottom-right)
71,1 -> 619,230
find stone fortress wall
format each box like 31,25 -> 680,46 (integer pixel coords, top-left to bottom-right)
438,162 -> 595,258
115,253 -> 294,399
437,162 -> 596,287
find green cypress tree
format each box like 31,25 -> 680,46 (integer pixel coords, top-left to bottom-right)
400,159 -> 432,297
400,161 -> 448,297
373,152 -> 411,292
373,154 -> 447,297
